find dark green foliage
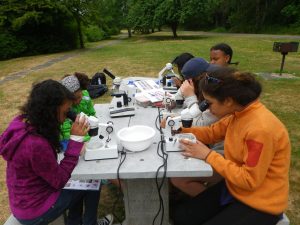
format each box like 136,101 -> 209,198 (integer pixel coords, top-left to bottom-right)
0,0 -> 123,59
0,0 -> 79,59
84,25 -> 107,42
154,0 -> 181,37
0,32 -> 27,59
0,0 -> 299,59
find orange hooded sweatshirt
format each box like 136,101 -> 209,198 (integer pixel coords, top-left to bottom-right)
182,100 -> 290,215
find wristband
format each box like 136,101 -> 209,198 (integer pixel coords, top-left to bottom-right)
204,150 -> 212,162
70,135 -> 84,143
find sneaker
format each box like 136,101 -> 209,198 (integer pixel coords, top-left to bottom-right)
97,214 -> 113,225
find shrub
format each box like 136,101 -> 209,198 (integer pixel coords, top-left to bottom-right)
0,32 -> 27,60
106,26 -> 120,35
84,25 -> 107,42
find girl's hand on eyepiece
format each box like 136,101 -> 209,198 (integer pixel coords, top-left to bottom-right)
180,80 -> 194,97
71,115 -> 90,136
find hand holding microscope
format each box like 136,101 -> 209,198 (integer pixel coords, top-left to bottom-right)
67,111 -> 119,160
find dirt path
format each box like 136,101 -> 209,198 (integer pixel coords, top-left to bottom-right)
189,31 -> 300,39
0,33 -> 127,85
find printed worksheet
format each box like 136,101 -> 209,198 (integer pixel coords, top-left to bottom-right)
63,179 -> 101,191
134,80 -> 160,92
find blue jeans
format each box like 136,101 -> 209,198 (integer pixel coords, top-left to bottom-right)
17,189 -> 86,225
67,190 -> 101,225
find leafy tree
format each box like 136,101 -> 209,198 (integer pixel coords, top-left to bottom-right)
119,0 -> 132,37
62,0 -> 92,48
125,0 -> 158,34
0,0 -> 78,58
180,0 -> 222,30
88,0 -> 122,36
281,0 -> 300,25
154,0 -> 181,37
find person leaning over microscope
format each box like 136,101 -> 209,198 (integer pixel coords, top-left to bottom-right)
60,73 -> 95,150
0,80 -> 91,225
174,57 -> 221,128
60,75 -> 113,225
170,52 -> 195,88
162,59 -> 224,199
172,67 -> 290,225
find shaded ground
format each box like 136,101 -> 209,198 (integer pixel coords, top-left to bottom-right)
0,34 -> 127,85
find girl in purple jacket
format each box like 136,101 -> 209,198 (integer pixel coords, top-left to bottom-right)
0,80 -> 106,225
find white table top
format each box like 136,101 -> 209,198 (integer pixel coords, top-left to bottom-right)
71,102 -> 212,180
71,76 -> 212,179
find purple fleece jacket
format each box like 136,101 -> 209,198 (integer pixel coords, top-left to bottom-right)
0,115 -> 83,220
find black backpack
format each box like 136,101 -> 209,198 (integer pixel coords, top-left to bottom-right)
91,72 -> 106,85
87,84 -> 108,99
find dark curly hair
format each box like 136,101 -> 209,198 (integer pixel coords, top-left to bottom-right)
20,80 -> 75,152
200,67 -> 261,106
210,43 -> 233,63
74,72 -> 91,90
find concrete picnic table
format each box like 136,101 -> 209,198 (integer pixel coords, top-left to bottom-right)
71,77 -> 213,225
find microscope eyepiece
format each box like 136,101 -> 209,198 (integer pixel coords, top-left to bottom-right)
66,110 -> 77,122
199,100 -> 210,112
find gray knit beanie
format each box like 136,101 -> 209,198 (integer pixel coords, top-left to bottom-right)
61,75 -> 80,93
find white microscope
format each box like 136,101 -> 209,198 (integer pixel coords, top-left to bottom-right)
160,93 -> 179,133
158,62 -> 179,93
66,112 -> 119,160
164,111 -> 197,152
163,100 -> 210,152
103,68 -> 122,93
109,91 -> 135,117
84,115 -> 119,160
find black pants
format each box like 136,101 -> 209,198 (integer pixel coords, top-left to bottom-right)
171,181 -> 281,225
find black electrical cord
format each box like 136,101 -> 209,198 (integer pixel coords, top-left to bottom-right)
153,141 -> 168,225
152,108 -> 168,225
155,108 -> 163,131
112,149 -> 127,225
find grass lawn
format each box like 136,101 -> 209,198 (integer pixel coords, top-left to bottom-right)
0,31 -> 299,224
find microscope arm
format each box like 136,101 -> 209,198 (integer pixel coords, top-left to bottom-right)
158,62 -> 173,80
166,116 -> 182,132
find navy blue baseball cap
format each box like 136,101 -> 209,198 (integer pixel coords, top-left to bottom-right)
181,58 -> 219,79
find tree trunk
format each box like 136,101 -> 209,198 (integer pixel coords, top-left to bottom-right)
75,16 -> 84,49
171,22 -> 178,38
255,0 -> 261,31
261,0 -> 268,27
127,28 -> 132,38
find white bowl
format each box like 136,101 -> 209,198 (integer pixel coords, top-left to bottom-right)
117,125 -> 156,152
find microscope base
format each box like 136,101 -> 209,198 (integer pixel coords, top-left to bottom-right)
109,106 -> 135,118
84,145 -> 119,160
165,133 -> 197,152
165,138 -> 181,152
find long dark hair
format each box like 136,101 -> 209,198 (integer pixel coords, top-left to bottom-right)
200,67 -> 262,106
172,53 -> 194,74
20,80 -> 75,152
74,72 -> 91,90
192,73 -> 206,102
